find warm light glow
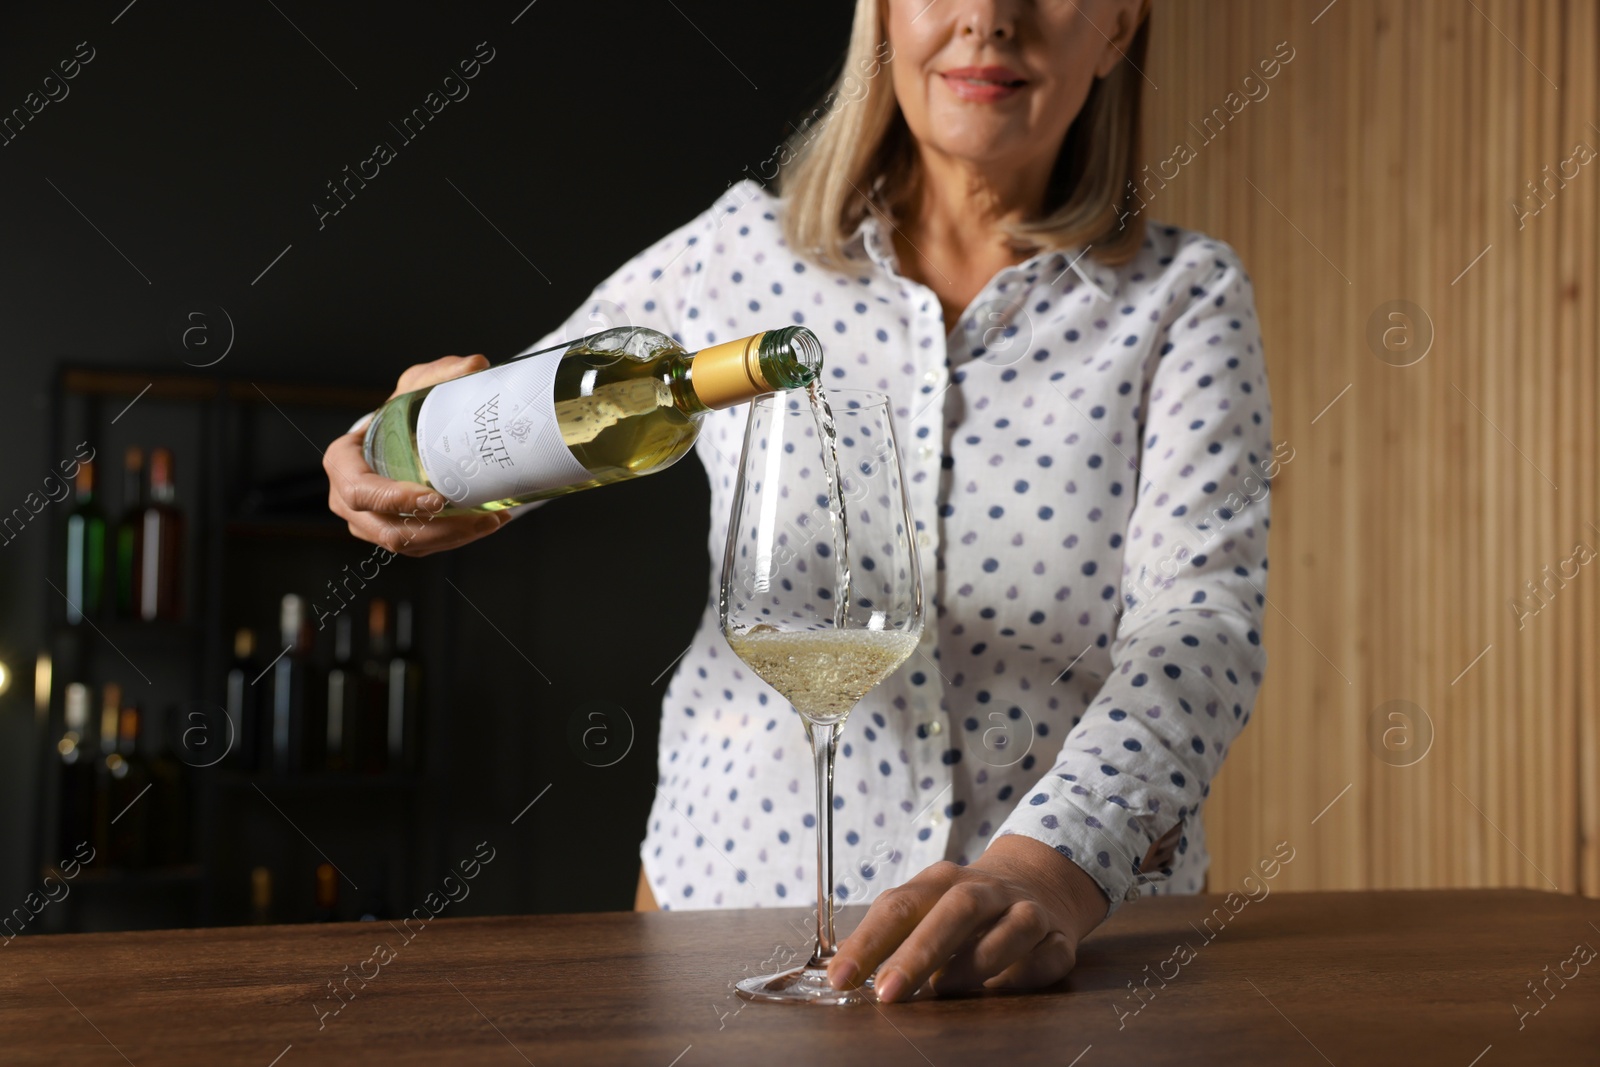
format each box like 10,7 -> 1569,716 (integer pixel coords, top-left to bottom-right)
33,652 -> 51,714
0,659 -> 11,699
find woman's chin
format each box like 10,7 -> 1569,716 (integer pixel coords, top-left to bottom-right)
920,130 -> 1037,173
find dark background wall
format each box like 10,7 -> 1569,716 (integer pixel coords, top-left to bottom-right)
0,0 -> 854,922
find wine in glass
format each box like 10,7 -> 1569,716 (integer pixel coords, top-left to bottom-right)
720,388 -> 924,1004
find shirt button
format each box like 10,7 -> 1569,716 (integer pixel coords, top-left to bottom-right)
921,369 -> 939,385
917,531 -> 932,548
916,444 -> 935,461
926,720 -> 943,736
930,811 -> 944,826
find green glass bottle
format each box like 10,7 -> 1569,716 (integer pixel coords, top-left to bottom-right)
363,326 -> 823,513
65,459 -> 107,623
114,447 -> 143,619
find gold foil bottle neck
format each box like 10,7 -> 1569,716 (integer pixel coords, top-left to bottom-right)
691,333 -> 772,409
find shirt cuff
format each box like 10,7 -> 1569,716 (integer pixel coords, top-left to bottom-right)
991,771 -> 1168,915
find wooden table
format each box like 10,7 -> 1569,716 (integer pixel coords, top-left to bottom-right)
3,889 -> 1596,1065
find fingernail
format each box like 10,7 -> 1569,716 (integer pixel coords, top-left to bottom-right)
874,970 -> 905,1003
830,961 -> 857,990
419,493 -> 444,512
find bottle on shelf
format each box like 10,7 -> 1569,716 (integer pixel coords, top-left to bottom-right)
55,683 -> 97,858
313,863 -> 338,923
226,628 -> 261,772
100,701 -> 152,868
114,447 -> 144,619
135,446 -> 184,621
268,594 -> 321,775
358,861 -> 391,922
146,704 -> 190,866
359,599 -> 392,774
91,683 -> 121,858
325,613 -> 356,773
250,866 -> 273,925
64,460 -> 107,624
388,601 -> 423,775
363,326 -> 824,512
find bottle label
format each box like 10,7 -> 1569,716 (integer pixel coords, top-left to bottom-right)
414,352 -> 590,507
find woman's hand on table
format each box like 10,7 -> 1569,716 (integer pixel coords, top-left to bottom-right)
827,834 -> 1110,1003
325,354 -> 514,558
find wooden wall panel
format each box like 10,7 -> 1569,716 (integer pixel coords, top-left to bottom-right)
1142,0 -> 1599,895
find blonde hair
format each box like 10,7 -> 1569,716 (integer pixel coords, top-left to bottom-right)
777,0 -> 1150,271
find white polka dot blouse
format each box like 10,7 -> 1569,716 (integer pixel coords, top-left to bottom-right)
525,179 -> 1274,913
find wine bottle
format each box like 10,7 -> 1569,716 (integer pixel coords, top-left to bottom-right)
325,613 -> 355,773
64,460 -> 107,623
359,599 -> 391,774
136,447 -> 184,621
250,866 -> 273,925
268,594 -> 320,775
226,628 -> 261,771
91,683 -> 122,858
314,863 -> 339,922
55,683 -> 96,857
364,326 -> 823,512
358,861 -> 391,922
108,704 -> 152,868
146,704 -> 189,866
114,447 -> 144,619
387,601 -> 422,774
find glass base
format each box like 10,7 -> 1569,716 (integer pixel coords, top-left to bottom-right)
735,964 -> 879,1005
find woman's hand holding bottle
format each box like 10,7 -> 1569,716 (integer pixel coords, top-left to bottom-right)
324,355 -> 512,558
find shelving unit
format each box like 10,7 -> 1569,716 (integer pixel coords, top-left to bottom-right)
33,365 -> 458,932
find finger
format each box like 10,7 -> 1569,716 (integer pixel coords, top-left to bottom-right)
1140,823 -> 1182,871
323,433 -> 442,518
872,878 -> 1011,1003
929,899 -> 1052,994
392,353 -> 490,397
983,930 -> 1077,992
346,511 -> 506,557
324,437 -> 444,518
829,862 -> 960,992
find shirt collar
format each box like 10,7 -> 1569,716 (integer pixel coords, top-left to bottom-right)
850,213 -> 1120,304
1033,245 -> 1120,304
850,210 -> 897,270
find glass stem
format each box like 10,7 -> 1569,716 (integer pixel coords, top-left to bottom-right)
807,718 -> 839,967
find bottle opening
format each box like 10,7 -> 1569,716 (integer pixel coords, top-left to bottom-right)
758,326 -> 822,391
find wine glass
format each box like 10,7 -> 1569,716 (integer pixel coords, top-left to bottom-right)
720,388 -> 924,1004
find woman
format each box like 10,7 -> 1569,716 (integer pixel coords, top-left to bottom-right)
325,0 -> 1272,1003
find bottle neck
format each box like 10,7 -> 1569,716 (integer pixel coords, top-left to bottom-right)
369,602 -> 391,659
149,451 -> 176,504
118,708 -> 140,754
281,596 -> 307,651
123,449 -> 144,508
682,327 -> 824,412
333,616 -> 353,663
394,602 -> 414,655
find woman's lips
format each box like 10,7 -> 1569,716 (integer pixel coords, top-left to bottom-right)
938,67 -> 1028,103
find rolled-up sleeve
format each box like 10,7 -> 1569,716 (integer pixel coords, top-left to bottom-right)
992,246 -> 1275,912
